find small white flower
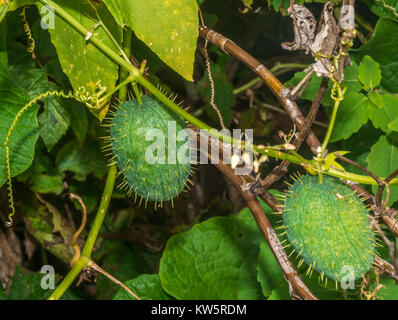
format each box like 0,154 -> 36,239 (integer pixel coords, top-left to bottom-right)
231,154 -> 241,169
242,152 -> 252,165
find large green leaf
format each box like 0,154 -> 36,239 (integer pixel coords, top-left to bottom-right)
256,241 -> 285,297
366,135 -> 398,206
368,93 -> 398,134
8,266 -> 50,300
38,96 -> 71,151
56,139 -> 107,181
18,148 -> 65,195
36,0 -> 122,116
358,55 -> 382,91
113,274 -> 172,300
352,18 -> 398,93
330,92 -> 371,142
389,117 -> 398,132
103,0 -> 198,81
159,207 -> 269,300
0,73 -> 39,188
0,19 -> 7,74
64,99 -> 88,145
362,0 -> 398,19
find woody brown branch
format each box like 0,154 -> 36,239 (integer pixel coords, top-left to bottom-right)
199,26 -> 321,155
198,23 -> 398,238
195,130 -> 317,300
262,77 -> 329,190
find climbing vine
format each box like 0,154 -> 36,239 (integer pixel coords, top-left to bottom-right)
0,0 -> 397,301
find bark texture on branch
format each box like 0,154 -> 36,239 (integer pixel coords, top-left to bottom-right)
199,26 -> 321,154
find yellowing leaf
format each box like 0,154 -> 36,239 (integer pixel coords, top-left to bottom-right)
103,0 -> 198,81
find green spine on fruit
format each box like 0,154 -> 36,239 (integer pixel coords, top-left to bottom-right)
282,174 -> 375,282
109,95 -> 191,204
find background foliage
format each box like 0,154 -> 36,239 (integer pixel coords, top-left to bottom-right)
0,0 -> 397,300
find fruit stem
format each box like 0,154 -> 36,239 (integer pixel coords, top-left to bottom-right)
118,29 -> 133,101
321,83 -> 346,154
133,82 -> 143,105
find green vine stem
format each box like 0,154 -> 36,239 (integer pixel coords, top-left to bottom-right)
81,164 -> 117,258
48,164 -> 117,299
132,82 -> 143,105
48,256 -> 91,300
118,29 -> 133,101
321,83 -> 347,153
48,28 -> 129,299
39,0 -> 398,188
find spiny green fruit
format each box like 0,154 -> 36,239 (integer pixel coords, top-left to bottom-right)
281,174 -> 375,282
108,95 -> 191,205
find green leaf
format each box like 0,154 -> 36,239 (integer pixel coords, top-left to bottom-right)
0,284 -> 6,300
38,96 -> 71,151
8,0 -> 36,11
256,241 -> 285,297
23,199 -> 75,264
358,55 -> 382,91
362,0 -> 398,20
8,265 -> 49,300
366,135 -> 398,206
69,179 -> 100,213
0,19 -> 7,74
103,0 -> 198,81
113,274 -> 172,300
65,99 -> 88,145
284,62 -> 361,107
159,208 -> 266,299
30,174 -> 64,194
17,147 -> 65,195
330,92 -> 371,142
0,73 -> 39,188
56,139 -> 107,181
377,277 -> 398,300
36,0 -> 122,115
268,282 -> 291,300
389,117 -> 398,132
352,18 -> 398,93
94,240 -> 150,300
368,93 -> 398,133
8,66 -> 51,98
0,1 -> 8,24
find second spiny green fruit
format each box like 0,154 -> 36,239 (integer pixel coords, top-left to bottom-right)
109,95 -> 191,204
282,175 -> 375,282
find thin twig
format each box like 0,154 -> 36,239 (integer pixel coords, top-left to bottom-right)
334,153 -> 383,186
91,263 -> 141,300
291,69 -> 314,98
198,26 -> 322,154
262,78 -> 329,190
257,101 -> 328,128
69,193 -> 87,267
370,217 -> 398,272
376,169 -> 398,208
374,256 -> 398,282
